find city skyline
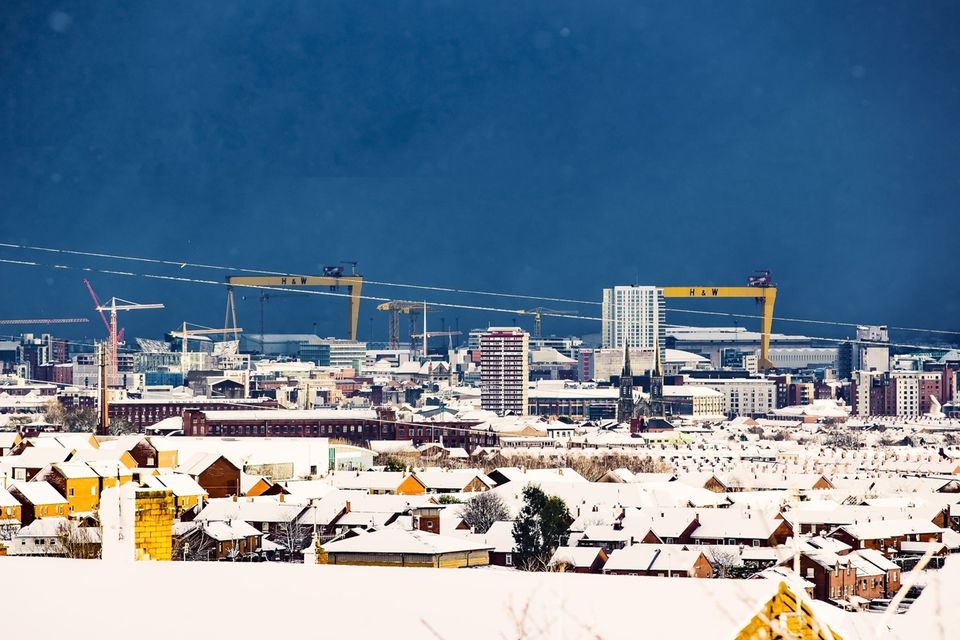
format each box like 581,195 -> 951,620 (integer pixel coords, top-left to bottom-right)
2,2 -> 959,339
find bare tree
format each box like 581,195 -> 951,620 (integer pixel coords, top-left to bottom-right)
471,452 -> 673,481
461,491 -> 509,534
54,519 -> 101,559
706,546 -> 741,579
822,430 -> 864,449
108,417 -> 138,436
173,522 -> 217,561
271,518 -> 312,561
44,399 -> 66,427
65,407 -> 98,433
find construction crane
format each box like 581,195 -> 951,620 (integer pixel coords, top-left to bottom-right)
84,279 -> 124,344
168,322 -> 244,374
223,266 -> 363,341
94,297 -> 164,435
411,331 -> 463,353
517,308 -> 578,339
376,301 -> 439,349
660,271 -> 778,371
0,318 -> 89,326
96,297 -> 165,380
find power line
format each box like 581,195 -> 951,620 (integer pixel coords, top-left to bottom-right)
3,241 -> 957,337
0,257 -> 590,321
0,257 -> 951,353
663,307 -> 960,336
0,241 -> 593,307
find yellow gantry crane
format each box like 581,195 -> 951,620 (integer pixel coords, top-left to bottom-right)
661,270 -> 778,371
223,264 -> 363,341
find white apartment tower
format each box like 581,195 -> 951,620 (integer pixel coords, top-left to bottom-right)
480,327 -> 529,415
854,325 -> 890,373
601,285 -> 665,351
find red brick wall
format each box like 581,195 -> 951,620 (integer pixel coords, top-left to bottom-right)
197,458 -> 241,498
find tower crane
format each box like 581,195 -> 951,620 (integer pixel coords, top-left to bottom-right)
0,318 -> 89,326
376,301 -> 439,350
410,331 -> 463,353
517,308 -> 578,339
94,296 -> 164,434
96,297 -> 165,378
84,279 -> 124,343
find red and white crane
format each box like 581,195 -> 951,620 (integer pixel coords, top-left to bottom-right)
95,296 -> 164,379
83,278 -> 125,344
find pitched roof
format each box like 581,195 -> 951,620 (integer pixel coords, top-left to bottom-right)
604,544 -> 706,573
201,519 -> 263,542
548,546 -> 604,568
0,485 -> 20,508
146,473 -> 207,498
328,471 -> 408,491
838,518 -> 943,539
10,481 -> 66,505
195,497 -> 306,524
176,452 -> 239,476
2,447 -> 72,468
690,510 -> 785,540
49,462 -> 99,479
323,527 -> 492,555
413,469 -> 494,491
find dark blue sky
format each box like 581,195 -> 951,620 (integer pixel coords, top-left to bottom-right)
1,1 -> 958,345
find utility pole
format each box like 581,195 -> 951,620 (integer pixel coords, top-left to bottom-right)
97,341 -> 109,435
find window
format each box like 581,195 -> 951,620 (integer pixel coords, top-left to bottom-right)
69,488 -> 75,497
505,554 -> 513,566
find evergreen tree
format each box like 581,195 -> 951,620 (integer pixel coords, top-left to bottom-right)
511,485 -> 570,571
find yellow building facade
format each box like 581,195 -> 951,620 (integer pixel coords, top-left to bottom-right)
133,489 -> 175,561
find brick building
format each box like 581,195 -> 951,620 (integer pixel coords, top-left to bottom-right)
108,397 -> 276,430
181,407 -> 493,450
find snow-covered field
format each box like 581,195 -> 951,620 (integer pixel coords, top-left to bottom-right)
1,556 -> 956,639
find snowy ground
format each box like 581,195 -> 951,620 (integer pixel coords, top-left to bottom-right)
2,556 -> 955,639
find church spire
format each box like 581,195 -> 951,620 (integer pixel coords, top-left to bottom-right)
617,339 -> 635,423
622,340 -> 632,378
649,340 -> 665,418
